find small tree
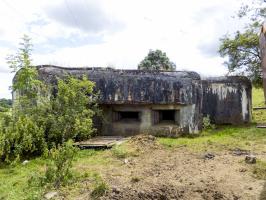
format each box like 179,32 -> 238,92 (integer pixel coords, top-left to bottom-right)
44,140 -> 78,188
138,49 -> 176,71
0,35 -> 48,162
7,35 -> 45,113
218,0 -> 266,86
219,22 -> 261,86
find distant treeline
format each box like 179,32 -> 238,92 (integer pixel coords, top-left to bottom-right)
0,98 -> 12,112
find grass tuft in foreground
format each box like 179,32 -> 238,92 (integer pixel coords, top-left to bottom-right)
253,160 -> 266,180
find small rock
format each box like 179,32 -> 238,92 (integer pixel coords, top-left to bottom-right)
239,168 -> 247,172
124,159 -> 129,164
232,148 -> 250,156
112,187 -> 121,194
203,153 -> 215,160
148,135 -> 155,140
22,160 -> 29,165
44,191 -> 58,199
245,155 -> 256,164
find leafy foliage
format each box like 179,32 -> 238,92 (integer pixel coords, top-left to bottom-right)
0,35 -> 99,163
219,23 -> 261,86
44,140 -> 78,188
46,76 -> 98,145
219,1 -> 266,86
0,115 -> 46,162
28,140 -> 78,190
138,49 -> 176,71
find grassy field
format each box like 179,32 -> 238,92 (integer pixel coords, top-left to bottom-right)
0,88 -> 266,199
0,150 -> 118,200
252,87 -> 266,123
159,125 -> 266,152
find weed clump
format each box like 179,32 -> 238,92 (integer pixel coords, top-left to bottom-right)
252,160 -> 266,180
91,181 -> 108,199
28,140 -> 78,189
111,145 -> 129,159
202,115 -> 215,130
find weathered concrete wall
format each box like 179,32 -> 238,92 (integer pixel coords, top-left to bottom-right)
101,104 -> 201,137
202,77 -> 252,125
36,65 -> 201,105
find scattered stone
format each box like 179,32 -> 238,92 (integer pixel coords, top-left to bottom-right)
231,148 -> 250,156
245,155 -> 256,164
203,153 -> 215,160
148,135 -> 155,140
239,168 -> 247,172
124,159 -> 129,164
112,187 -> 121,194
22,160 -> 29,165
44,191 -> 58,200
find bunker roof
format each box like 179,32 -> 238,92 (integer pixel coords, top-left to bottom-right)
36,65 -> 201,105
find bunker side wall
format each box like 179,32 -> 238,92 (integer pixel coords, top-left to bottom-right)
202,78 -> 252,125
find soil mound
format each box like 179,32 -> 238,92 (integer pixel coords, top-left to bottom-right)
101,183 -> 239,200
128,134 -> 159,150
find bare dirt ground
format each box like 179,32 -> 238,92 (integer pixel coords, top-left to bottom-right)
78,135 -> 266,200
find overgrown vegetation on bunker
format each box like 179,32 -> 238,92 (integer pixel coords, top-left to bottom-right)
0,36 -> 100,165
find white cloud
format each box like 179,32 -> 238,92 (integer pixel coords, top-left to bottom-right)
44,0 -> 124,34
0,0 -> 253,98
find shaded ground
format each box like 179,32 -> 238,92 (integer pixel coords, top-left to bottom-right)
73,135 -> 266,200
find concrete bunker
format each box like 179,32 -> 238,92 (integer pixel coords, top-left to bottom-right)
202,77 -> 252,125
20,65 -> 252,137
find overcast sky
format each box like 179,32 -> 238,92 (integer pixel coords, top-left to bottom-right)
0,0 -> 250,98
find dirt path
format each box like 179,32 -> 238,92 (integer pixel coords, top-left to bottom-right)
99,136 -> 266,200
73,135 -> 266,200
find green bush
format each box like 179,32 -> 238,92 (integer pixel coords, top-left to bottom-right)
0,115 -> 46,163
44,140 -> 78,188
45,76 -> 98,145
0,35 -> 99,163
28,140 -> 78,189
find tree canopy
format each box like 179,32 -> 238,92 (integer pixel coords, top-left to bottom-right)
219,0 -> 266,86
138,49 -> 176,71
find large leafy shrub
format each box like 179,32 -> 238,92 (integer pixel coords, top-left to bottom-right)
45,76 -> 98,146
0,35 -> 99,163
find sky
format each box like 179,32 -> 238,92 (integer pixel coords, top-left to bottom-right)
0,0 -> 250,98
